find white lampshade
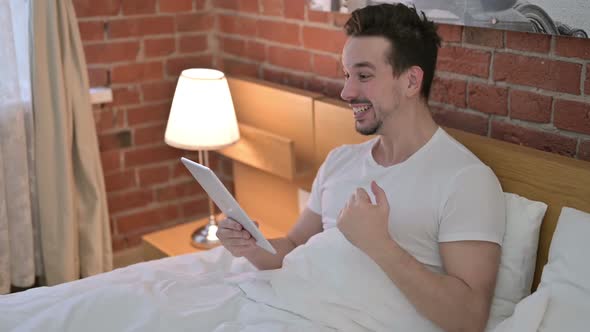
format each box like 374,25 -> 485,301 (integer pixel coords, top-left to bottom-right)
165,68 -> 240,150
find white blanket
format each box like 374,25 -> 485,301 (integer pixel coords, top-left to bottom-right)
0,245 -> 324,331
0,229 -> 445,331
249,228 -> 441,331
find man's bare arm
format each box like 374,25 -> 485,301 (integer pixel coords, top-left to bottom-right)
217,207 -> 323,270
338,184 -> 500,332
368,240 -> 500,332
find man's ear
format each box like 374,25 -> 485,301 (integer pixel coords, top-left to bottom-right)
405,66 -> 424,98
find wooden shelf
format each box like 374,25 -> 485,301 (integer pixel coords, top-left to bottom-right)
219,123 -> 295,179
225,76 -> 318,182
219,123 -> 312,181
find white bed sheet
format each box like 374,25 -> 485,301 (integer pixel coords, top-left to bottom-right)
0,241 -> 327,332
0,228 -> 542,332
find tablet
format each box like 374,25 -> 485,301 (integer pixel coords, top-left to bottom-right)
181,157 -> 277,255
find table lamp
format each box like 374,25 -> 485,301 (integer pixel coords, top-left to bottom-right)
164,68 -> 240,249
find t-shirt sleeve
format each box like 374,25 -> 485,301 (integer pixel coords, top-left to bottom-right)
306,158 -> 328,215
307,146 -> 345,214
438,164 -> 506,245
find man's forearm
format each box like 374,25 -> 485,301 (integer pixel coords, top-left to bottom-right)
244,237 -> 297,270
366,242 -> 490,332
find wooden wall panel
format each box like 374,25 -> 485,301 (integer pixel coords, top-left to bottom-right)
233,162 -> 300,234
228,76 -> 320,171
219,124 -> 296,179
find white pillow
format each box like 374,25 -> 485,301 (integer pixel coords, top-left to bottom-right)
536,207 -> 590,332
486,193 -> 547,330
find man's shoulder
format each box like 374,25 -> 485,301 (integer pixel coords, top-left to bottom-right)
436,130 -> 503,191
434,129 -> 486,169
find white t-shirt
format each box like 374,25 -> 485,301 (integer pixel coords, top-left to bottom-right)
307,127 -> 506,273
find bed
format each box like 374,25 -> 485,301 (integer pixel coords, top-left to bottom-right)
1,77 -> 589,332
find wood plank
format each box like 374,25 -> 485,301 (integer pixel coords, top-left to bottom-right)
233,162 -> 301,234
219,123 -> 297,180
228,76 -> 319,169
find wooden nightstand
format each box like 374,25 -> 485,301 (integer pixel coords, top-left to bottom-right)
141,216 -> 284,261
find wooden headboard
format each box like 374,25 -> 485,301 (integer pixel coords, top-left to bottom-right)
221,76 -> 590,291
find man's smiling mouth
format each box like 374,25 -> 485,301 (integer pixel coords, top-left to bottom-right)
352,104 -> 372,116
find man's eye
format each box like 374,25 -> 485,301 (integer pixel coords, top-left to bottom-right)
343,73 -> 350,80
359,74 -> 372,80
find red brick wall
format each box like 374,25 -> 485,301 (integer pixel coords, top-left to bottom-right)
76,0 -> 590,252
75,0 -> 234,251
214,0 -> 590,161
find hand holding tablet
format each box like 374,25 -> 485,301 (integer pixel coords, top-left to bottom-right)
181,157 -> 277,255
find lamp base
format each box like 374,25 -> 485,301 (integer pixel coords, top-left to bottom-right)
190,217 -> 220,249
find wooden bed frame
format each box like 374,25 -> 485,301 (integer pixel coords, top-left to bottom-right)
219,76 -> 590,291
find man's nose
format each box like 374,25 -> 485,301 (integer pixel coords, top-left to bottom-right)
340,79 -> 357,102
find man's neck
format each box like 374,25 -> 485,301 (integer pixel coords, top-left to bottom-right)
371,102 -> 438,167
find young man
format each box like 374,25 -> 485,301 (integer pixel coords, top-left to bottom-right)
217,3 -> 505,331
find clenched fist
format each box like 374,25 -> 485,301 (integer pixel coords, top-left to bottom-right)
337,181 -> 393,253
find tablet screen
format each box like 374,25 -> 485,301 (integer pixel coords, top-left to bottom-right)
181,157 -> 277,255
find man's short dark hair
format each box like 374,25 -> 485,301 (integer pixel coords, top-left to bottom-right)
344,3 -> 441,100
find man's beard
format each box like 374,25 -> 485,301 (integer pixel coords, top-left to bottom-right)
356,119 -> 382,136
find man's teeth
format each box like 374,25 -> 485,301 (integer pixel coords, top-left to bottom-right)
353,105 -> 371,115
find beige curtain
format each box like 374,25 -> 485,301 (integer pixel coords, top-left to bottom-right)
0,0 -> 36,294
30,0 -> 112,285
